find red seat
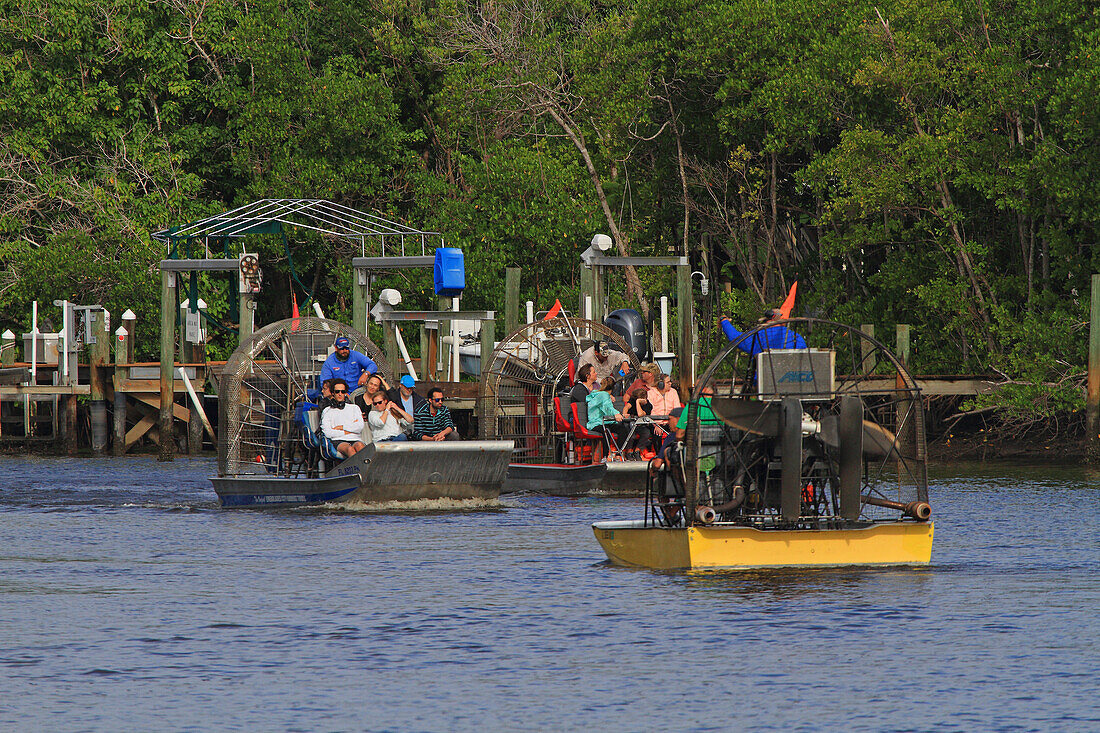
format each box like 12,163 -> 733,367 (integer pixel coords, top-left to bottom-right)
567,358 -> 576,385
571,401 -> 607,462
553,396 -> 572,433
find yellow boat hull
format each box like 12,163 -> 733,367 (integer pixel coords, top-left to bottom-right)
592,520 -> 933,570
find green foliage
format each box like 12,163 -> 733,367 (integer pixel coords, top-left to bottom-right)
0,0 -> 1098,420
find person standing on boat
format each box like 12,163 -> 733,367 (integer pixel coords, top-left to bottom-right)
320,378 -> 367,457
577,339 -> 630,383
386,374 -> 426,417
413,387 -> 460,441
719,309 -> 807,356
367,391 -> 413,443
321,336 -> 378,391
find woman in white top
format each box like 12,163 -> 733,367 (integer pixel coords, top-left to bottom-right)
320,378 -> 366,457
367,392 -> 413,442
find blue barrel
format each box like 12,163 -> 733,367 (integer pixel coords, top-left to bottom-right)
434,248 -> 466,296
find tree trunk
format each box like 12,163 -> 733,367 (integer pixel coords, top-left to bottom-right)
543,105 -> 648,317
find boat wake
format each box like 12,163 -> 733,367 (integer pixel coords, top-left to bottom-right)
318,496 -> 506,513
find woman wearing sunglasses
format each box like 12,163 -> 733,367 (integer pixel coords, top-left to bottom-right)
367,393 -> 413,442
320,378 -> 366,457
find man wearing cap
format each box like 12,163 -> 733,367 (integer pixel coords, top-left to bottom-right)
387,374 -> 427,418
719,309 -> 806,357
626,362 -> 659,396
321,336 -> 379,389
577,339 -> 631,383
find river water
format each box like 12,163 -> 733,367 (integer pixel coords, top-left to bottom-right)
0,455 -> 1096,732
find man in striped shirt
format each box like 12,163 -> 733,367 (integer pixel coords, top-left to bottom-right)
413,387 -> 460,441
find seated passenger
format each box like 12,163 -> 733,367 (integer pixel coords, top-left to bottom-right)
352,372 -> 388,412
569,363 -> 595,407
367,392 -> 413,442
647,372 -> 682,427
413,387 -> 460,441
587,377 -> 630,452
623,387 -> 654,457
320,378 -> 366,457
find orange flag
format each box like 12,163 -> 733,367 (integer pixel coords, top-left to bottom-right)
543,299 -> 562,320
291,292 -> 300,332
778,281 -> 798,319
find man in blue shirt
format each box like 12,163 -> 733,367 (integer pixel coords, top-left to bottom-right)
719,308 -> 807,356
320,336 -> 378,389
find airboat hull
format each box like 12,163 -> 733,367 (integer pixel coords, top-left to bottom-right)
212,474 -> 362,507
504,462 -> 606,495
214,440 -> 514,508
592,520 -> 934,570
596,460 -> 649,495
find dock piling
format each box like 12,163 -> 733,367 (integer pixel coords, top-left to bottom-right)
112,325 -> 128,456
1087,274 -> 1100,458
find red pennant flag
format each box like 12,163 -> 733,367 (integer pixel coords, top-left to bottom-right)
291,292 -> 300,332
543,299 -> 562,320
778,281 -> 798,319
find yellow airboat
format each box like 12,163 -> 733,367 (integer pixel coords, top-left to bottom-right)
593,318 -> 933,570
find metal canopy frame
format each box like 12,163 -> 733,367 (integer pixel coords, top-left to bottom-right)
153,199 -> 444,257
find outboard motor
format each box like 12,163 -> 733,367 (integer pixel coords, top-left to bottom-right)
604,308 -> 649,362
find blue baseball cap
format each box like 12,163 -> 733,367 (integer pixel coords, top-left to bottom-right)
334,336 -> 350,349
400,375 -> 415,388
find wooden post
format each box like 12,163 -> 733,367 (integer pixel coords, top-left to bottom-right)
88,310 -> 110,455
676,264 -> 694,394
383,323 -> 400,377
504,267 -> 521,336
426,322 -> 438,381
122,309 -> 136,363
352,269 -> 369,337
592,264 -> 605,324
419,325 -> 429,381
186,342 -> 203,455
896,324 -> 911,365
238,291 -> 254,343
579,266 -> 593,320
0,329 -> 13,366
1088,274 -> 1100,456
860,323 -> 876,373
113,325 -> 129,456
437,297 -> 451,382
479,318 -> 495,429
159,270 -> 176,461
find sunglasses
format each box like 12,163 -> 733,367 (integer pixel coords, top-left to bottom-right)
372,399 -> 385,405
333,389 -> 347,394
431,397 -> 443,402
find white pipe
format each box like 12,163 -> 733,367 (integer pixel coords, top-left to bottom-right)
60,300 -> 69,384
660,296 -> 669,353
30,301 -> 37,384
584,296 -> 592,321
177,367 -> 215,441
393,325 -> 417,380
312,302 -> 326,319
451,297 -> 460,381
526,300 -> 534,325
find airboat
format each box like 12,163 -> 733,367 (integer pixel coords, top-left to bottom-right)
478,316 -> 645,494
212,317 -> 512,508
593,318 -> 934,569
